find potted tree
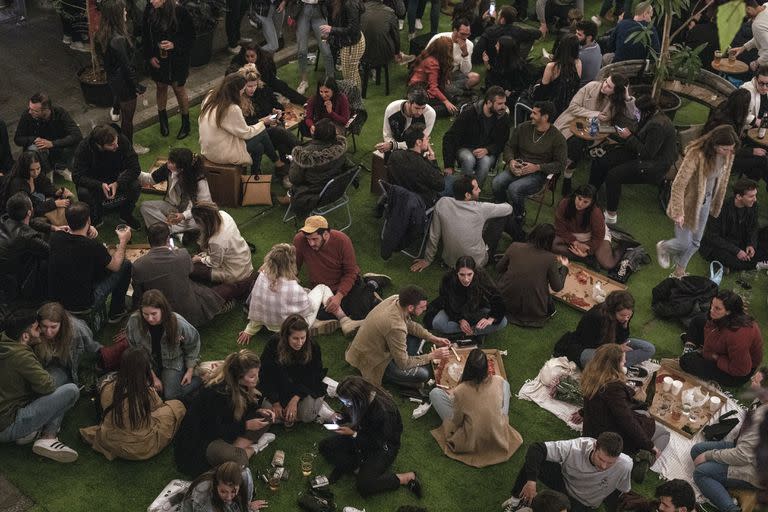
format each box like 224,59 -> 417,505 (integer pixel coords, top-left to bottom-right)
183,0 -> 225,67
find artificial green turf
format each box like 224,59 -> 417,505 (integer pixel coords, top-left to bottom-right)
2,3 -> 766,511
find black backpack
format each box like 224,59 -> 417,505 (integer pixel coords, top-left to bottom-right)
651,276 -> 717,326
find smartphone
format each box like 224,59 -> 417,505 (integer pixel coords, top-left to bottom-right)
489,2 -> 495,15
323,423 -> 340,430
615,125 -> 624,132
269,113 -> 279,120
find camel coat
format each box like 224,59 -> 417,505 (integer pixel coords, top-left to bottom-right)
431,375 -> 522,467
553,80 -> 636,139
198,98 -> 265,166
80,380 -> 186,461
666,133 -> 734,231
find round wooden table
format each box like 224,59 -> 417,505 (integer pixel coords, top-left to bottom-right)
569,118 -> 610,142
747,127 -> 768,147
711,58 -> 749,75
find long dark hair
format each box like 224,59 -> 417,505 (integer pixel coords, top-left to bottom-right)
595,290 -> 634,344
703,89 -> 750,133
552,33 -> 580,82
699,125 -> 739,165
201,73 -> 248,129
635,94 -> 659,129
711,289 -> 754,329
234,41 -> 277,80
606,74 -> 630,122
167,148 -> 205,202
9,151 -> 43,181
34,302 -> 75,368
95,0 -> 130,57
148,0 -> 178,33
459,348 -> 489,385
276,314 -> 313,366
336,376 -> 395,429
191,201 -> 223,248
564,184 -> 598,231
449,255 -> 493,312
107,347 -> 154,430
527,223 -> 556,251
139,289 -> 179,347
495,36 -> 526,73
185,462 -> 249,512
313,77 -> 343,119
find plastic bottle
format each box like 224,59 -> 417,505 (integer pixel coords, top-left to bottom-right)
489,0 -> 496,16
589,117 -> 598,137
759,113 -> 767,139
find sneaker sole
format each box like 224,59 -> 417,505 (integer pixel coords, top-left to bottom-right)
33,444 -> 78,463
655,241 -> 671,269
310,320 -> 340,337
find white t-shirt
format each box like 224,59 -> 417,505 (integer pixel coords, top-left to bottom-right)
427,32 -> 473,75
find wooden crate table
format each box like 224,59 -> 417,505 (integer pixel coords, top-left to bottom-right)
551,263 -> 627,312
433,348 -> 507,389
107,243 -> 152,263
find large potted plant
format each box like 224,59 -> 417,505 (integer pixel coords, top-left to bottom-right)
183,0 -> 225,67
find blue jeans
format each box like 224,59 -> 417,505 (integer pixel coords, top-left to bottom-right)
256,4 -> 283,53
161,368 -> 203,401
456,149 -> 496,188
0,383 -> 80,441
660,199 -> 710,270
431,309 -> 508,337
93,259 -> 132,316
691,441 -> 755,512
383,335 -> 431,387
409,0 -> 440,34
429,379 -> 511,421
492,170 -> 546,221
246,130 -> 278,172
579,338 -> 656,368
296,3 -> 334,77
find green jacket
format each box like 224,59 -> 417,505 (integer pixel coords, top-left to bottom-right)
0,335 -> 56,432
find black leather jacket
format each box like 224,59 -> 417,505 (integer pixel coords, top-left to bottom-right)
0,214 -> 49,304
102,35 -> 142,94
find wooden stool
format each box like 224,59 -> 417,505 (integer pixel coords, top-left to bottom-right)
370,151 -> 388,194
201,157 -> 245,207
730,489 -> 758,512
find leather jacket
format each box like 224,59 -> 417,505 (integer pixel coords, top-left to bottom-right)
0,214 -> 49,304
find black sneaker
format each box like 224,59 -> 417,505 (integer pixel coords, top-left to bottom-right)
631,449 -> 653,484
363,273 -> 391,290
107,310 -> 129,324
120,215 -> 141,231
407,472 -> 422,499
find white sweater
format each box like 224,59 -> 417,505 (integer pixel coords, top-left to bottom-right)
198,99 -> 265,166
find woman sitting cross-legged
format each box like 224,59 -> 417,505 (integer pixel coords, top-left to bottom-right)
126,289 -> 202,401
34,301 -> 102,387
552,184 -> 623,270
424,255 -> 507,339
690,368 -> 767,512
429,348 -> 522,467
139,147 -> 212,236
259,315 -> 338,426
555,290 -> 655,369
198,72 -> 282,174
302,77 -> 351,137
181,461 -> 268,512
79,347 -> 186,461
319,376 -> 422,498
280,118 -> 351,211
580,344 -> 670,483
174,349 -> 276,476
237,243 -> 361,345
680,290 -> 763,387
190,202 -> 255,285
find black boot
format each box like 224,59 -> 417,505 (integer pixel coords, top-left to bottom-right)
177,113 -> 191,140
561,177 -> 572,197
158,109 -> 169,137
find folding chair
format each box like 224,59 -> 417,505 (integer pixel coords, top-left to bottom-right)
525,172 -> 559,226
283,165 -> 362,231
378,180 -> 435,259
514,101 -> 533,128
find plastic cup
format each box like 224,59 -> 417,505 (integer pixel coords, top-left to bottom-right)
662,376 -> 673,392
671,380 -> 683,396
268,469 -> 281,491
301,453 -> 313,477
709,396 -> 721,413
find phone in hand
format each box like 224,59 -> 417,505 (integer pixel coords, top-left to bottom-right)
615,125 -> 624,132
323,423 -> 340,430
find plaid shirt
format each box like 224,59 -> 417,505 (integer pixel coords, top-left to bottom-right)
248,274 -> 312,328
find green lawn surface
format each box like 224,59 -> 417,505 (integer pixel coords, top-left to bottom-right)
2,2 -> 766,511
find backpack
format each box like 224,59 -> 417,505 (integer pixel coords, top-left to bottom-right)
651,276 -> 718,326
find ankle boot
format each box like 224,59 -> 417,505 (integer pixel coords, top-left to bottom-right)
561,177 -> 572,197
177,113 -> 191,140
158,110 -> 169,137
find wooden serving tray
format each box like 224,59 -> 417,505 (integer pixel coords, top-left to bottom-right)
432,348 -> 507,389
551,263 -> 627,312
107,243 -> 152,263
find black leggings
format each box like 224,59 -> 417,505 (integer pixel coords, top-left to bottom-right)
119,98 -> 137,143
589,149 -> 665,212
319,435 -> 400,497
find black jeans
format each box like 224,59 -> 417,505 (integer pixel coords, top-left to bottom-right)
316,276 -> 379,320
511,461 -> 620,512
76,180 -> 141,224
266,126 -> 298,164
733,150 -> 768,184
225,0 -> 250,47
319,435 -> 400,496
267,77 -> 307,106
484,214 -> 525,257
589,149 -> 665,212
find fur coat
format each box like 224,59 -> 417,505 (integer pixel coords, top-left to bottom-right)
666,132 -> 734,230
288,136 -> 350,215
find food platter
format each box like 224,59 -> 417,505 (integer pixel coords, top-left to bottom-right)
551,263 -> 627,312
107,243 -> 151,263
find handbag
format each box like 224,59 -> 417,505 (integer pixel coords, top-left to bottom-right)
44,206 -> 67,227
709,260 -> 724,286
241,174 -> 273,206
703,409 -> 740,441
297,487 -> 335,512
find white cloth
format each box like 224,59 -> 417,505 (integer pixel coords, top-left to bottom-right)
427,32 -> 473,75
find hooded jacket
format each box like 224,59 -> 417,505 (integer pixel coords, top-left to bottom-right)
0,336 -> 56,432
72,132 -> 141,190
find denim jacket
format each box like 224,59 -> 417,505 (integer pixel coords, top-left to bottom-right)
125,312 -> 200,372
34,315 -> 102,385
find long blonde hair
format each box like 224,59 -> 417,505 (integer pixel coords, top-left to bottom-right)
261,243 -> 297,292
34,302 -> 74,367
238,63 -> 261,118
207,350 -> 261,421
580,344 -> 626,399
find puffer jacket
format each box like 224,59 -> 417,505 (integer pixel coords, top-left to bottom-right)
288,136 -> 350,214
380,184 -> 426,260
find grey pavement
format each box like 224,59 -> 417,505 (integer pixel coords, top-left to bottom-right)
0,0 -> 302,157
0,473 -> 33,512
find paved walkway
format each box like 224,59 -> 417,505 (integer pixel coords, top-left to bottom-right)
0,0 -> 301,156
0,474 -> 33,512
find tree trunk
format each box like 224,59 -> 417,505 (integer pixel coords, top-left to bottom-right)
652,12 -> 674,101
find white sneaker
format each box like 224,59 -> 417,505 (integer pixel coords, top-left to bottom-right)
412,402 -> 431,419
32,438 -> 79,463
296,80 -> 309,95
415,18 -> 423,30
240,37 -> 253,43
110,107 -> 120,122
542,48 -> 553,61
398,19 -> 404,30
756,260 -> 768,270
15,430 -> 39,445
70,41 -> 90,52
251,432 -> 276,454
656,240 -> 671,269
591,15 -> 602,26
323,376 -> 339,397
316,401 -> 338,423
62,35 -> 72,45
54,168 -> 73,182
344,507 -> 366,512
228,45 -> 242,54
604,212 -> 617,224
133,144 -> 150,155
501,496 -> 522,512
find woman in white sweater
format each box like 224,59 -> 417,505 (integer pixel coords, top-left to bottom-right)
198,73 -> 280,173
190,202 -> 254,284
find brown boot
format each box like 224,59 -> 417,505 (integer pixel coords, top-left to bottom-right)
340,317 -> 364,337
309,319 -> 340,337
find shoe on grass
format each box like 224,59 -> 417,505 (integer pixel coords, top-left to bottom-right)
340,317 -> 364,337
309,319 -> 340,337
591,15 -> 602,26
631,449 -> 653,484
407,472 -> 422,499
604,211 -> 617,224
415,18 -> 423,30
109,107 -> 120,122
228,45 -> 242,54
15,430 -> 39,445
133,143 -> 150,155
120,214 -> 142,231
656,241 -> 671,269
363,272 -> 391,290
343,508 -> 366,512
32,438 -> 78,463
296,80 -> 309,95
756,260 -> 768,270
70,41 -> 90,52
251,433 -> 276,454
501,496 -> 525,512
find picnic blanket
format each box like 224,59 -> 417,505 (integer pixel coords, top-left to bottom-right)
517,358 -> 746,500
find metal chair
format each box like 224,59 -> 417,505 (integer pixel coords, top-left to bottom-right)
525,172 -> 559,226
283,165 -> 362,231
378,179 -> 435,258
514,101 -> 533,128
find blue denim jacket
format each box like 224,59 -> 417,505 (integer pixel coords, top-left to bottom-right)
126,312 -> 200,372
